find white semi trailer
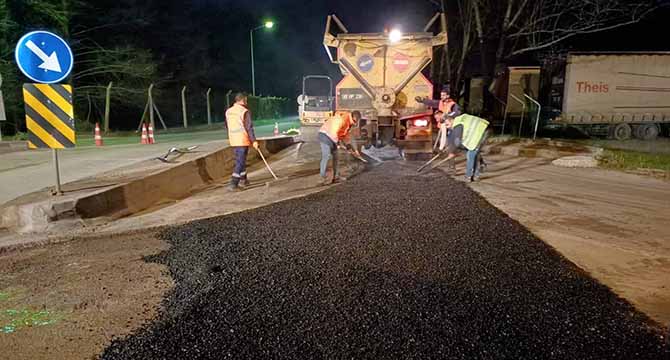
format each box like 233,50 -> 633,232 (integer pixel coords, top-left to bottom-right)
552,52 -> 670,140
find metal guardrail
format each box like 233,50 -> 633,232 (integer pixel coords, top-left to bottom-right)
524,94 -> 541,140
509,94 -> 526,137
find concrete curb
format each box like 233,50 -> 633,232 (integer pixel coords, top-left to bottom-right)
0,141 -> 28,154
0,137 -> 295,233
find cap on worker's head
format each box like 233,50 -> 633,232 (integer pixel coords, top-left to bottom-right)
441,85 -> 450,94
351,110 -> 362,123
336,111 -> 353,124
234,92 -> 248,103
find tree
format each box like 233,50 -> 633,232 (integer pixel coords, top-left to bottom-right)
430,0 -> 659,114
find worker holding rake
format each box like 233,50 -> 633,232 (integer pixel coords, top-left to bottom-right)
226,93 -> 259,191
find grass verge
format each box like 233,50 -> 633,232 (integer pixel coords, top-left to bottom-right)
598,149 -> 670,178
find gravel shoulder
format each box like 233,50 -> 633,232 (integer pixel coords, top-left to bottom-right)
0,232 -> 172,360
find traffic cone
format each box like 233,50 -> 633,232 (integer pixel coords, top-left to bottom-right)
148,124 -> 156,144
94,122 -> 103,147
273,122 -> 279,136
141,123 -> 148,144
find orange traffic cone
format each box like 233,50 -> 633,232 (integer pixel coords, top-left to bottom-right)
273,122 -> 279,136
141,123 -> 148,144
148,124 -> 156,144
94,122 -> 103,147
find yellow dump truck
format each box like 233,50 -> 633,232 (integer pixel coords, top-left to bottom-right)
323,13 -> 447,158
552,52 -> 670,140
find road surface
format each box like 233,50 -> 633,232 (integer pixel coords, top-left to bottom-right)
99,162 -> 666,359
0,122 -> 294,205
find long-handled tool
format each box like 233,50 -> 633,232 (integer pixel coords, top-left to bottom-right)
339,145 -> 368,164
417,153 -> 443,173
255,147 -> 279,180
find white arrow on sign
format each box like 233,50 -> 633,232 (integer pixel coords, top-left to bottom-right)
25,40 -> 62,73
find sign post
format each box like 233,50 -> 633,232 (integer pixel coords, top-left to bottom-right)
0,74 -> 6,141
15,31 -> 74,196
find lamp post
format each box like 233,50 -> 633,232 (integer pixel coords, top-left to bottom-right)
250,20 -> 274,96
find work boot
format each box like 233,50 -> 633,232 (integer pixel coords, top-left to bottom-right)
318,177 -> 330,186
227,184 -> 241,192
463,175 -> 473,182
238,179 -> 251,189
331,176 -> 347,184
472,175 -> 481,182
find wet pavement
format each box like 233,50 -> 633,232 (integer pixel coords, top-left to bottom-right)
101,162 -> 667,359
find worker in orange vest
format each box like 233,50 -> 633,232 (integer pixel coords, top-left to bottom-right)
415,85 -> 461,117
225,93 -> 259,191
318,110 -> 361,185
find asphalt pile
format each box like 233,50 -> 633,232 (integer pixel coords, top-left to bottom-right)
102,162 -> 667,359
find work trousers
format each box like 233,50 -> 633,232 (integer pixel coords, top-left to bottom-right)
465,149 -> 480,178
318,132 -> 338,179
465,131 -> 489,178
231,146 -> 249,186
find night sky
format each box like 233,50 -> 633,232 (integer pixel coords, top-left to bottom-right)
209,0 -> 668,98
233,0 -> 438,97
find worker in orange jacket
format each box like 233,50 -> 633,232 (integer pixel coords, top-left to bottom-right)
318,110 -> 361,185
226,93 -> 259,191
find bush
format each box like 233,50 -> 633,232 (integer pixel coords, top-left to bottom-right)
11,131 -> 28,141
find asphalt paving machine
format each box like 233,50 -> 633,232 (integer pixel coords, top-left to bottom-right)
323,12 -> 447,159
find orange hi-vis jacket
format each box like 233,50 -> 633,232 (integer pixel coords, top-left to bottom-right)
439,99 -> 456,114
226,103 -> 252,147
319,112 -> 353,144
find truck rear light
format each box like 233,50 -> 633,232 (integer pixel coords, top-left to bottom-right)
413,119 -> 428,127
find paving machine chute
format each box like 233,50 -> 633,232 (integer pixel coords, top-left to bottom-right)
323,13 -> 447,158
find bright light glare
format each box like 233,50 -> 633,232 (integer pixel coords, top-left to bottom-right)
389,29 -> 402,43
414,119 -> 428,127
265,21 -> 274,29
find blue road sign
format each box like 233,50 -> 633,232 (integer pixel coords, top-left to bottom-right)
357,54 -> 374,73
15,31 -> 73,84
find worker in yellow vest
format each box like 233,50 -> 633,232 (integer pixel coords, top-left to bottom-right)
225,93 -> 259,191
440,114 -> 489,182
318,110 -> 360,185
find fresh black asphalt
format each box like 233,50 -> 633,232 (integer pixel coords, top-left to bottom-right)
102,162 -> 667,359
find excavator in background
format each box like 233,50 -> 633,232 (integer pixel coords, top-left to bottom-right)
322,12 -> 447,159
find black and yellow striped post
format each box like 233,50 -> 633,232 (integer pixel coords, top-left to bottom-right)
23,83 -> 75,149
22,83 -> 75,195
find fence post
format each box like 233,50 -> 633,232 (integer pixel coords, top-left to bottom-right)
225,90 -> 232,110
181,86 -> 188,128
206,88 -> 212,125
104,82 -> 112,133
148,83 -> 155,129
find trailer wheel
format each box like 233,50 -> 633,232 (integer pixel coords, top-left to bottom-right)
611,123 -> 632,141
636,124 -> 659,140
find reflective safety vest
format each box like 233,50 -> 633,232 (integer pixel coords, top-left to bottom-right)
226,103 -> 251,147
319,112 -> 352,143
439,99 -> 456,114
453,114 -> 489,151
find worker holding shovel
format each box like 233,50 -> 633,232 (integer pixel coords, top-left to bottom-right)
318,110 -> 362,185
225,93 -> 259,191
439,114 -> 489,182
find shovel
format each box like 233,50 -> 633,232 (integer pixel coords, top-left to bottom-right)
417,153 -> 443,173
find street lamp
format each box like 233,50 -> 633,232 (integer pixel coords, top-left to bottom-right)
250,20 -> 275,96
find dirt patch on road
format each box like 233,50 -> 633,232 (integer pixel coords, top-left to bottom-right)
0,232 -> 172,360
